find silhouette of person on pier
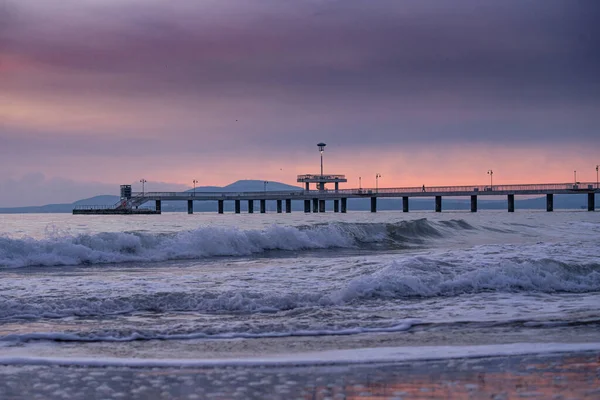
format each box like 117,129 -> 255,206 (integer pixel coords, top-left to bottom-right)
422,185 -> 426,192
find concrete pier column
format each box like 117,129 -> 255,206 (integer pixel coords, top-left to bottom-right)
335,182 -> 339,192
187,200 -> 193,214
248,200 -> 254,214
304,200 -> 311,213
435,196 -> 442,212
235,200 -> 241,214
218,200 -> 224,214
260,199 -> 266,213
370,197 -> 377,213
341,198 -> 347,213
588,192 -> 595,211
334,199 -> 339,212
286,199 -> 292,213
546,193 -> 554,212
312,198 -> 319,213
470,195 -> 477,212
508,194 -> 515,212
305,182 -> 309,191
276,200 -> 282,213
319,199 -> 325,213
402,196 -> 409,212
155,200 -> 161,213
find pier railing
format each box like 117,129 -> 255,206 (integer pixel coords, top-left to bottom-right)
127,182 -> 598,199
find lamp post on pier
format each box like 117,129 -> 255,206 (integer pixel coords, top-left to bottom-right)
193,179 -> 198,196
574,170 -> 577,185
317,143 -> 326,177
596,165 -> 598,189
375,173 -> 381,193
359,176 -> 362,190
140,179 -> 147,196
487,170 -> 493,190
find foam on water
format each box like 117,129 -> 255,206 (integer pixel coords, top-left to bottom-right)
1,255 -> 599,321
1,342 -> 600,367
0,219 -> 464,268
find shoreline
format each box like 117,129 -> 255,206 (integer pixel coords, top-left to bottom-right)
1,350 -> 599,400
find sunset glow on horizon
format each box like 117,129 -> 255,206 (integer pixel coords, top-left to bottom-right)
1,0 -> 598,206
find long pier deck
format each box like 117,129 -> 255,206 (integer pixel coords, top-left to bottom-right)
74,182 -> 599,214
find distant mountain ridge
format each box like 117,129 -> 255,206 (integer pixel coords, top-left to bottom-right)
0,180 -> 597,213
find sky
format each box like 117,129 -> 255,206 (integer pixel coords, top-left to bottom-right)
1,0 -> 599,206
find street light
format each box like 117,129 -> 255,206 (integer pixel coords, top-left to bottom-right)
487,170 -> 493,189
317,142 -> 326,176
375,173 -> 381,192
140,179 -> 147,196
574,170 -> 577,184
193,179 -> 198,196
596,165 -> 599,189
359,176 -> 362,189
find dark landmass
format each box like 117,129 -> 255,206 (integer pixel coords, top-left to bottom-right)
0,180 -> 597,213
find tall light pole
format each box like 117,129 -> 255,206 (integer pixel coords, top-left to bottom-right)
376,173 -> 381,192
140,179 -> 147,196
596,165 -> 599,189
574,170 -> 577,184
359,176 -> 362,189
193,179 -> 198,196
487,170 -> 493,189
317,142 -> 326,176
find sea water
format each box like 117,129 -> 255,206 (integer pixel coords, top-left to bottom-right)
1,210 -> 599,366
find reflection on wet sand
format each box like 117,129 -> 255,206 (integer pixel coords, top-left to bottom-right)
0,352 -> 598,399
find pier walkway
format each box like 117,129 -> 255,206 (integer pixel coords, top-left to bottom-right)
73,181 -> 599,214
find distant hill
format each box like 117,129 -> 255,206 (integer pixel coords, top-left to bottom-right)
0,180 -> 597,213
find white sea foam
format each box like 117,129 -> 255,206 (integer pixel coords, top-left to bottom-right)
1,255 -> 598,321
1,342 -> 599,367
0,220 -> 452,268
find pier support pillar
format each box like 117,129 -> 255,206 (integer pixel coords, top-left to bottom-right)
319,199 -> 326,213
155,200 -> 161,213
335,182 -> 339,192
312,198 -> 319,213
286,199 -> 292,213
304,200 -> 311,213
218,200 -> 224,214
371,197 -> 377,213
248,200 -> 254,214
588,192 -> 595,211
435,196 -> 442,212
334,199 -> 339,212
402,196 -> 409,212
305,182 -> 309,191
235,200 -> 241,214
470,195 -> 477,212
187,200 -> 193,214
276,200 -> 282,213
260,199 -> 266,213
341,198 -> 347,213
508,194 -> 515,212
546,194 -> 554,212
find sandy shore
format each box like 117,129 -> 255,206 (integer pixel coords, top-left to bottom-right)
1,351 -> 599,399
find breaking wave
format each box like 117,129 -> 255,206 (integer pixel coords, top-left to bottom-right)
1,258 -> 599,321
0,219 -> 468,268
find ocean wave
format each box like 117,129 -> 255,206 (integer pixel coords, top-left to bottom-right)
2,317 -> 599,344
333,258 -> 600,302
1,258 -> 599,320
0,219 -> 467,268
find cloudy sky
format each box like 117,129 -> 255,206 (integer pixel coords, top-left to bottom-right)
1,0 -> 598,206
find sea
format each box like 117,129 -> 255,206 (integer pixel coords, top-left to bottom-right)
1,210 -> 600,399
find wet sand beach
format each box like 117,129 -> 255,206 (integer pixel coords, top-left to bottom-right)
1,351 -> 599,399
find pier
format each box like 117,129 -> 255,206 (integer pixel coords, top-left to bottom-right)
73,181 -> 598,214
